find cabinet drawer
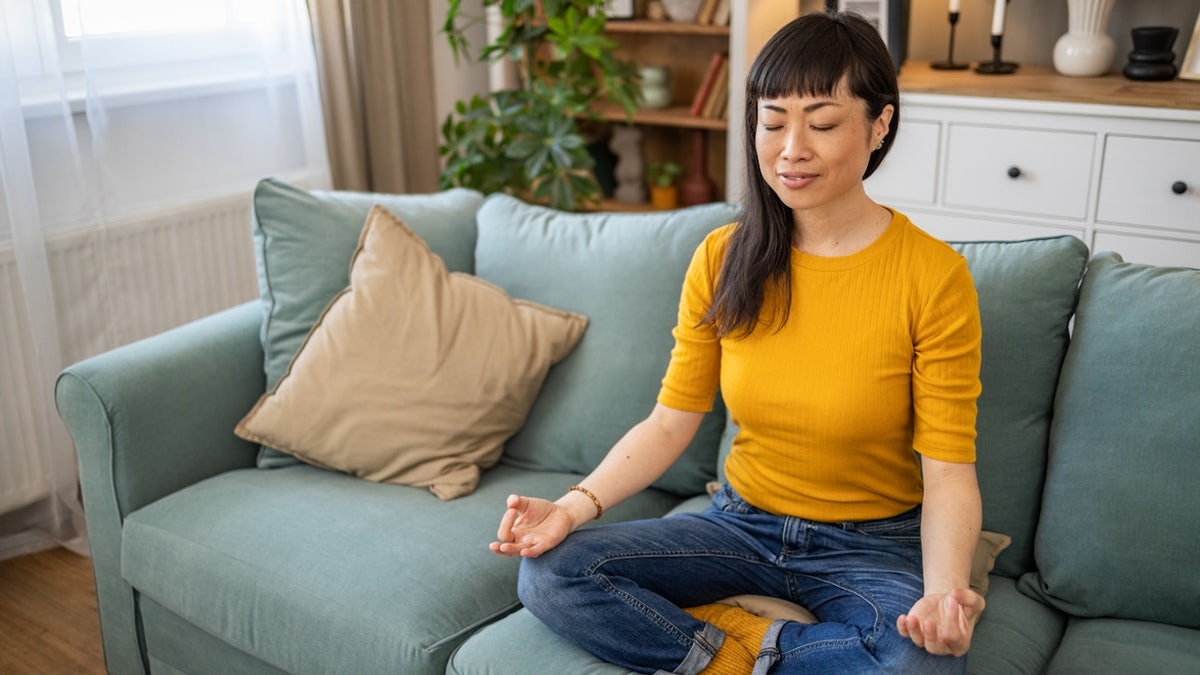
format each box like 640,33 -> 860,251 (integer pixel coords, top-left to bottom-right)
1093,230 -> 1200,268
866,120 -> 939,205
1097,136 -> 1200,233
944,124 -> 1095,219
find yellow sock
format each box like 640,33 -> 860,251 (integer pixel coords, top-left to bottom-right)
685,603 -> 773,674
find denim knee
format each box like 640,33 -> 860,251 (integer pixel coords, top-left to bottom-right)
516,542 -> 580,620
516,554 -> 550,615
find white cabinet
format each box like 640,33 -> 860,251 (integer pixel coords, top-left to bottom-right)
1097,135 -> 1199,233
866,92 -> 1200,268
943,125 -> 1094,220
866,119 -> 939,205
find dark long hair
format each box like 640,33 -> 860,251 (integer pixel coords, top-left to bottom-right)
701,11 -> 900,338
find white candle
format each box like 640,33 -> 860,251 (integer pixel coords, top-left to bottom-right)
991,0 -> 1006,35
949,0 -> 961,13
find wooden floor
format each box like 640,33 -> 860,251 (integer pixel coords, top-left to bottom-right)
0,547 -> 106,674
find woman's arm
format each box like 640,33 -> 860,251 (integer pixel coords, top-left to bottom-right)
896,456 -> 985,656
490,403 -> 705,558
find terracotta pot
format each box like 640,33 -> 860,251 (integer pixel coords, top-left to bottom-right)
650,185 -> 678,210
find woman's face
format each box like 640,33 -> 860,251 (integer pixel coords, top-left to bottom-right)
754,85 -> 892,214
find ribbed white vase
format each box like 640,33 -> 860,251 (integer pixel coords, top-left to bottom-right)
1053,0 -> 1117,77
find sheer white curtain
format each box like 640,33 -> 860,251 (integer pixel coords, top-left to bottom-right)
0,0 -> 329,560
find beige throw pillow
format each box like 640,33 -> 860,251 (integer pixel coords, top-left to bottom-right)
970,530 -> 1011,596
236,205 -> 588,500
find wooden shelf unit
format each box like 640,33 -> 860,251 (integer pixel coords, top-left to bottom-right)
599,15 -> 733,211
605,19 -> 730,37
598,105 -> 727,130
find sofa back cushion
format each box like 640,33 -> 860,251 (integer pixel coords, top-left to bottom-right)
1019,253 -> 1200,628
474,194 -> 741,496
250,179 -> 483,467
948,236 -> 1088,578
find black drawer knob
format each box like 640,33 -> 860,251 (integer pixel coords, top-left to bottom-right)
1172,181 -> 1188,195
1007,166 -> 1022,179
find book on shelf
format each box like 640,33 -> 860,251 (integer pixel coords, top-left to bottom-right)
700,57 -> 729,120
711,0 -> 731,27
696,0 -> 720,25
689,51 -> 727,117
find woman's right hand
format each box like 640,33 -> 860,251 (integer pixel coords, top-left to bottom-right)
489,494 -> 576,558
488,404 -> 703,558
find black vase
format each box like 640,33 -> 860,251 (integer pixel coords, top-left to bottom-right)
1123,26 -> 1179,81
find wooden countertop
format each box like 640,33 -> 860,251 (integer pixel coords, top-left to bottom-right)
899,61 -> 1200,111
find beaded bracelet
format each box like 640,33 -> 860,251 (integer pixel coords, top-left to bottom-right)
568,485 -> 604,520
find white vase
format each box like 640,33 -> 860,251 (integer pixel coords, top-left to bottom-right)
661,0 -> 703,23
1053,0 -> 1116,77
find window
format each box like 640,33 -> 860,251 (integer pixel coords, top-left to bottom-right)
58,0 -> 235,37
5,0 -> 324,234
15,0 -> 303,112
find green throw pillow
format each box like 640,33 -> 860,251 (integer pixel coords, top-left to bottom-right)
474,194 -> 742,496
948,236 -> 1088,578
1019,253 -> 1200,628
251,178 -> 483,467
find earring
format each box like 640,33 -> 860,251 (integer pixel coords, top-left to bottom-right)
875,139 -> 885,151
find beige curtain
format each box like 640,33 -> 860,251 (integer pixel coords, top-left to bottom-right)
307,0 -> 440,193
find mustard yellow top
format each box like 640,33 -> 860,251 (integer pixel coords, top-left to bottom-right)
658,210 -> 982,522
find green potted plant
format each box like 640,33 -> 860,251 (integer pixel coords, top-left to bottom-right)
646,160 -> 682,210
440,0 -> 641,211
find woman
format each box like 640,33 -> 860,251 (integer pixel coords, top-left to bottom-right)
490,11 -> 984,674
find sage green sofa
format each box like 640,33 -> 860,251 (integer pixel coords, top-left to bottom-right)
57,179 -> 1200,675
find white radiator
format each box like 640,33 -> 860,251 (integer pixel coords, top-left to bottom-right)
0,193 -> 259,513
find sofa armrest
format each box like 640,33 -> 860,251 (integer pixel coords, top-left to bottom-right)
55,300 -> 265,675
57,300 -> 266,514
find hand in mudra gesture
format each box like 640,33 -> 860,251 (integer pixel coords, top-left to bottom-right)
897,587 -> 986,657
489,494 -> 575,558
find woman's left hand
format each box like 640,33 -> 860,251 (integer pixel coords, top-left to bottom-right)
896,588 -> 985,657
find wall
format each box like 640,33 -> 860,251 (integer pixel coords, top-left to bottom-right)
428,0 -> 490,155
904,0 -> 1199,70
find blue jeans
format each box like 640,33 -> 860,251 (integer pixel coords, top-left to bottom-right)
518,485 -> 966,674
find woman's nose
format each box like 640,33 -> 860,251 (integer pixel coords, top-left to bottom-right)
780,129 -> 809,161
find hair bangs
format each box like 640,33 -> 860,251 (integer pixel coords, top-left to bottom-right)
746,18 -> 856,102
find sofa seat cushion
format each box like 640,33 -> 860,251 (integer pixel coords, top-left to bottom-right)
1045,617 -> 1200,675
449,606 -> 633,675
474,194 -> 742,496
121,464 -> 680,675
449,575 -> 1064,675
965,576 -> 1067,675
138,596 -> 292,675
1020,253 -> 1200,628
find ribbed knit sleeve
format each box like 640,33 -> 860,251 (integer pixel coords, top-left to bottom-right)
657,226 -> 731,413
911,257 -> 982,463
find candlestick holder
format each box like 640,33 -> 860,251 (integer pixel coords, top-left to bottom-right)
976,33 -> 1019,74
932,11 -> 969,70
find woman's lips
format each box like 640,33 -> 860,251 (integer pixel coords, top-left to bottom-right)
779,171 -> 816,189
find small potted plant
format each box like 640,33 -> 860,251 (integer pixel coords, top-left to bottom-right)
646,160 -> 682,210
